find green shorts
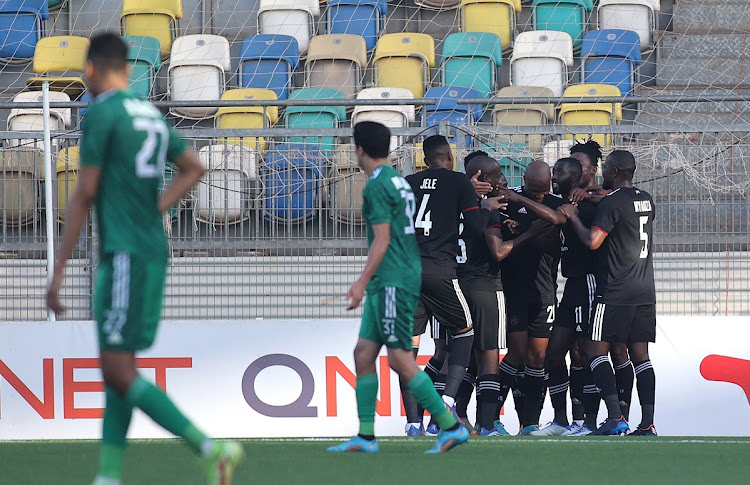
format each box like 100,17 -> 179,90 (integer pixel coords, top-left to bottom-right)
359,286 -> 418,350
94,252 -> 167,351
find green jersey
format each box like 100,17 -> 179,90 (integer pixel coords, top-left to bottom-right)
80,90 -> 187,261
362,164 -> 422,295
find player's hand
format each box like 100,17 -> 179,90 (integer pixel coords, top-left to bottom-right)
504,219 -> 521,235
346,280 -> 366,311
559,204 -> 579,220
470,170 -> 493,197
481,195 -> 507,212
46,268 -> 66,316
496,187 -> 519,202
528,218 -> 554,236
569,188 -> 590,204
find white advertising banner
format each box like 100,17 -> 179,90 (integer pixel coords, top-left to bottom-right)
1,317 -> 750,440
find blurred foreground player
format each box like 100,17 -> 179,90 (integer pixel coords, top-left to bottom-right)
46,33 -> 243,485
328,122 -> 469,454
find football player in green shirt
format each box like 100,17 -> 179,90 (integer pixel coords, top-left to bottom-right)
327,122 -> 469,454
46,33 -> 243,485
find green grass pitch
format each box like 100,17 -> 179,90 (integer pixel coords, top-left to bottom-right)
3,437 -> 750,484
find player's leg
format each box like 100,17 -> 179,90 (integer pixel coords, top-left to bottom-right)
456,353 -> 477,432
611,343 -> 634,422
471,289 -> 506,435
521,303 -> 553,433
627,304 -> 657,436
534,326 -> 574,435
503,293 -> 529,427
400,314 -> 426,435
569,341 -> 585,423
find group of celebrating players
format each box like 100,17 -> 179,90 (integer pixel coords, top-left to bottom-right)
332,120 -> 657,453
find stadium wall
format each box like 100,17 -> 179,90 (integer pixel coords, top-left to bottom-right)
0,317 -> 749,440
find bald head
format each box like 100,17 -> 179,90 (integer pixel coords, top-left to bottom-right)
523,160 -> 552,202
606,150 -> 636,172
602,150 -> 636,189
466,155 -> 505,197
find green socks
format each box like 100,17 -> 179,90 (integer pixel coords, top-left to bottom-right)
98,387 -> 133,479
125,376 -> 209,454
356,374 -> 378,436
408,370 -> 457,430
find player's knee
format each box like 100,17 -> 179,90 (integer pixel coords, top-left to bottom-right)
610,344 -> 630,366
102,367 -> 136,397
527,351 -> 545,368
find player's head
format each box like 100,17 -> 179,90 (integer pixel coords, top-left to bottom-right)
423,135 -> 453,169
85,32 -> 130,96
602,149 -> 636,190
353,121 -> 391,171
465,155 -> 505,197
570,139 -> 602,187
552,157 -> 583,196
523,160 -> 552,202
464,150 -> 488,166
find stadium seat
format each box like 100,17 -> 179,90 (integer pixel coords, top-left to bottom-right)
542,139 -> 574,165
262,143 -> 325,222
412,142 -> 458,171
373,33 -> 435,98
597,0 -> 660,51
48,0 -> 63,9
168,34 -> 231,119
581,29 -> 641,96
194,144 -> 258,225
492,85 -> 555,152
26,35 -> 89,99
123,36 -> 161,99
120,0 -> 182,57
329,143 -> 366,223
306,34 -> 367,98
78,91 -> 92,125
0,0 -> 49,62
238,34 -> 299,100
8,91 -> 71,150
559,83 -> 623,146
215,88 -> 279,152
440,32 -> 503,98
257,0 -> 319,54
531,0 -> 593,50
55,146 -> 78,222
325,0 -> 387,51
283,88 -> 346,154
458,0 -> 521,53
0,149 -> 43,226
479,141 -> 532,187
424,86 -> 483,146
510,30 -> 573,97
415,0 -> 461,9
352,87 -> 415,151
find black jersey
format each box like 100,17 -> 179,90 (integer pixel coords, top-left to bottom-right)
457,208 -> 508,290
500,188 -> 564,303
561,199 -> 598,278
592,187 -> 656,305
405,167 -> 483,279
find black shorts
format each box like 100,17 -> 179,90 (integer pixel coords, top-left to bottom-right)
414,276 -> 473,337
505,291 -> 555,339
413,315 -> 443,339
589,299 -> 656,344
555,274 -> 597,334
460,280 -> 506,351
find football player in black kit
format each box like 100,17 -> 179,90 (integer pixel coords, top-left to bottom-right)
494,160 -> 567,435
400,136 -> 502,435
560,150 -> 657,436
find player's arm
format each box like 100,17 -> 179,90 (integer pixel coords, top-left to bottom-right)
158,149 -> 206,213
347,222 -> 390,310
486,218 -> 549,261
498,188 -> 566,226
47,165 -> 102,315
560,204 -> 607,250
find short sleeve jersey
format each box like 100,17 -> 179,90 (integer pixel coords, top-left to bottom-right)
405,168 -> 480,279
561,199 -> 598,278
81,90 -> 187,261
362,164 -> 422,295
457,209 -> 508,290
591,187 -> 656,305
501,188 -> 564,303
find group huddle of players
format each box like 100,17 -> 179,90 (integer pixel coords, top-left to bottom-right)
399,134 -> 658,437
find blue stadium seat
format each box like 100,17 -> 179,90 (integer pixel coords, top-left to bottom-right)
78,91 -> 93,125
0,0 -> 49,61
424,86 -> 483,145
440,32 -> 502,98
326,0 -> 387,51
262,144 -> 325,222
238,34 -> 299,100
581,29 -> 641,96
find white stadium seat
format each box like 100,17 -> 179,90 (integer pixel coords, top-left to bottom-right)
195,144 -> 258,225
510,30 -> 574,97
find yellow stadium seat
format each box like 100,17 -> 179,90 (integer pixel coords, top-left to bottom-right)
55,146 -> 79,222
215,88 -> 279,152
412,142 -> 459,171
26,36 -> 89,99
121,0 -> 182,57
373,33 -> 435,98
306,34 -> 367,98
0,149 -> 43,226
459,0 -> 522,52
559,83 -> 622,147
492,86 -> 555,152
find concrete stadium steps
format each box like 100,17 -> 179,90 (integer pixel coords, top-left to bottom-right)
656,33 -> 750,87
672,0 -> 750,34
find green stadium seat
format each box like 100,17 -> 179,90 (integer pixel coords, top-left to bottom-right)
531,0 -> 594,50
123,36 -> 161,99
440,32 -> 503,98
283,88 -> 346,155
